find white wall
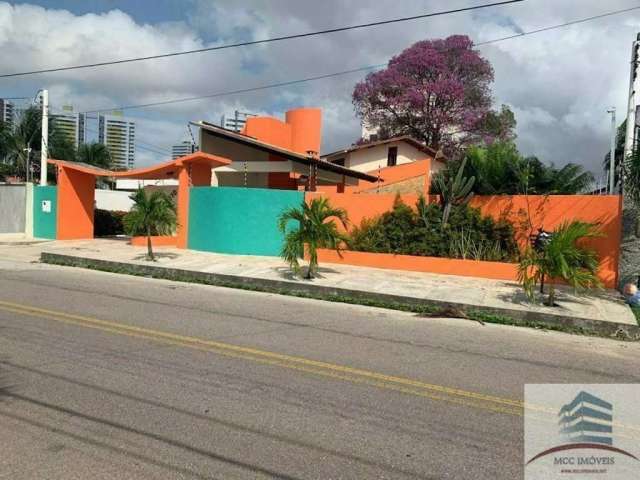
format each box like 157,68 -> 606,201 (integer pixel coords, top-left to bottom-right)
95,190 -> 134,212
344,141 -> 430,173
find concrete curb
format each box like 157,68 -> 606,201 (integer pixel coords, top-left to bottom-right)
41,252 -> 640,341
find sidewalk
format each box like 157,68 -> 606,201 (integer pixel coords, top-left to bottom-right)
0,233 -> 52,246
24,238 -> 637,339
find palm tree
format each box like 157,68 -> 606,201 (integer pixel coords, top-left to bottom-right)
518,221 -> 602,306
0,106 -> 76,180
278,198 -> 349,279
76,142 -> 112,169
123,189 -> 177,261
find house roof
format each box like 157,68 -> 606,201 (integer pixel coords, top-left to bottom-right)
48,152 -> 231,180
322,135 -> 441,161
193,121 -> 380,183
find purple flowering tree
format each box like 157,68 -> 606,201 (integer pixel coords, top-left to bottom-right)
353,35 -> 514,154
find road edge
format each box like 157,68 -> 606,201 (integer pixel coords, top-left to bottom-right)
40,252 -> 640,341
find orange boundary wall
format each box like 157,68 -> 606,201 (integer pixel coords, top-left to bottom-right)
316,249 -> 519,281
308,192 -> 622,288
130,236 -> 177,247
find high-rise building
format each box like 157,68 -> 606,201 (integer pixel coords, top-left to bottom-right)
0,99 -> 15,129
220,110 -> 257,132
50,107 -> 87,148
171,140 -> 194,159
98,114 -> 136,169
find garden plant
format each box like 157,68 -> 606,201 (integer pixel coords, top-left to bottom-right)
278,198 -> 349,279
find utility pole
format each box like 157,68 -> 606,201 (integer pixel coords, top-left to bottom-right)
623,34 -> 640,162
40,89 -> 49,185
607,107 -> 616,194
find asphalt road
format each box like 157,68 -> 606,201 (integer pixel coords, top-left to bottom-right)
1,252 -> 639,479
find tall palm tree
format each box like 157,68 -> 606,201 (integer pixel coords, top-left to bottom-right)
518,221 -> 602,306
123,189 -> 177,261
76,142 -> 112,169
0,106 -> 76,180
278,198 -> 349,279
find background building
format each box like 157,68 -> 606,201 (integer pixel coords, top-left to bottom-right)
98,114 -> 136,169
51,110 -> 86,148
171,140 -> 194,159
220,110 -> 257,132
0,99 -> 15,129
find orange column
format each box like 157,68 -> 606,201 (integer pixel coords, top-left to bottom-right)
176,166 -> 190,249
57,166 -> 96,240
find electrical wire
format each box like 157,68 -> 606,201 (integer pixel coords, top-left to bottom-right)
0,0 -> 523,78
76,5 -> 640,115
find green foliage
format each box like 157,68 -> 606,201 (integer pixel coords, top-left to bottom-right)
123,189 -> 177,261
94,209 -> 126,237
432,141 -> 595,195
278,197 -> 349,279
350,196 -> 518,262
0,106 -> 77,180
434,156 -> 475,225
77,142 -> 112,169
518,221 -> 602,306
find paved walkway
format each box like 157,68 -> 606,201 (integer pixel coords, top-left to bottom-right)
4,238 -> 633,327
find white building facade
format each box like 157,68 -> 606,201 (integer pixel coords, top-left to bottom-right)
98,114 -> 136,170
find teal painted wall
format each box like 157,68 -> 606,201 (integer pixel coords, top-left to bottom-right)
188,186 -> 304,256
33,186 -> 57,239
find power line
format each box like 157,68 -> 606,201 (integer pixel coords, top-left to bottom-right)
472,4 -> 640,46
0,0 -> 523,79
80,65 -> 379,114
77,6 -> 640,115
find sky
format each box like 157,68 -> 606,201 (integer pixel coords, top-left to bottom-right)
1,0 -> 639,182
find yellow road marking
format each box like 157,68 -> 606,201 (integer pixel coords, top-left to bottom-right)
0,299 -> 525,416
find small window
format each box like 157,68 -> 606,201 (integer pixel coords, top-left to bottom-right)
333,158 -> 345,166
387,146 -> 398,167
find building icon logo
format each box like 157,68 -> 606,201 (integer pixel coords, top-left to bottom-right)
558,391 -> 613,445
527,391 -> 639,465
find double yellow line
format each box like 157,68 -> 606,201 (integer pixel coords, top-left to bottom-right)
0,299 -> 525,416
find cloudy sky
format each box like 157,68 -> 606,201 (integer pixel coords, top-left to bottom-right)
1,0 -> 639,181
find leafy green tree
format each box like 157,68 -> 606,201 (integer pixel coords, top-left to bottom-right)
76,142 -> 112,169
518,221 -> 601,306
123,189 -> 177,261
433,141 -> 594,195
278,198 -> 349,279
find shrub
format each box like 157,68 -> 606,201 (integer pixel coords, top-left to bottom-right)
94,209 -> 127,237
350,196 -> 518,262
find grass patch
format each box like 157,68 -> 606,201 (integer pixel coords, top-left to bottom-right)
631,306 -> 640,326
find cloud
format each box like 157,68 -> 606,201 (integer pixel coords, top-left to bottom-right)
1,0 -> 638,172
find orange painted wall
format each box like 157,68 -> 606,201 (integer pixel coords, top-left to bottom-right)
308,192 -> 622,288
316,249 -> 519,281
469,195 -> 622,288
286,108 -> 321,155
243,117 -> 292,149
307,191 -> 421,231
176,167 -> 190,249
241,108 -> 321,155
268,153 -> 297,189
56,166 -> 95,240
130,235 -> 177,247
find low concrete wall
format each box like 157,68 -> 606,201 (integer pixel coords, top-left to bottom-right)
316,249 -> 519,281
0,184 -> 26,233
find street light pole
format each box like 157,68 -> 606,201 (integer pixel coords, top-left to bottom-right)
623,34 -> 640,163
607,107 -> 616,194
40,89 -> 48,185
